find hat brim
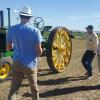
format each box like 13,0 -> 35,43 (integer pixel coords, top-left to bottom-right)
85,27 -> 93,29
19,12 -> 32,17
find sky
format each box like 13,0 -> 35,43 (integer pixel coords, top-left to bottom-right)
0,0 -> 100,31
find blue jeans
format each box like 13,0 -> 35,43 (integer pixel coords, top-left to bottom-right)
81,50 -> 95,76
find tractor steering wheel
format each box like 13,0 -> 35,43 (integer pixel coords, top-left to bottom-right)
34,17 -> 44,30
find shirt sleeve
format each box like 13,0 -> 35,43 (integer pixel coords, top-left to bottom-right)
34,29 -> 43,44
97,40 -> 100,55
6,28 -> 13,44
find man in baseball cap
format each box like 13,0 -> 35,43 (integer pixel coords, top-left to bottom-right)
81,25 -> 99,80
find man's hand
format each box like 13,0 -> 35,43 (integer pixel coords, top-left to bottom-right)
36,43 -> 42,57
6,43 -> 13,51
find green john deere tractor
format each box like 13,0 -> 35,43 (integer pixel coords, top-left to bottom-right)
0,8 -> 72,81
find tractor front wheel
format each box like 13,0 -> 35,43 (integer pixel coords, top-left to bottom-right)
0,62 -> 11,81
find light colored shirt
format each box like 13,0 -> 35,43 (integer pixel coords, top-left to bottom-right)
6,23 -> 43,68
85,32 -> 99,53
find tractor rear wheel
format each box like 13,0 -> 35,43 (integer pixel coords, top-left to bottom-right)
47,27 -> 72,73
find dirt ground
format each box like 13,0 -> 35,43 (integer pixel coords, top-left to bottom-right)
0,39 -> 100,100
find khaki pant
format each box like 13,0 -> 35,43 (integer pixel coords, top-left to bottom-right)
8,60 -> 39,100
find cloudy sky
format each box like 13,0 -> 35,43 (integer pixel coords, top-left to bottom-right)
0,0 -> 100,31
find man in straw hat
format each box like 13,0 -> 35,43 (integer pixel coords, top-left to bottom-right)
6,5 -> 43,100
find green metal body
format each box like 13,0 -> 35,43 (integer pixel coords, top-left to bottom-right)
0,28 -> 13,59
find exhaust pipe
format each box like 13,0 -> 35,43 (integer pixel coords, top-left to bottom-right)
0,10 -> 4,27
7,8 -> 11,28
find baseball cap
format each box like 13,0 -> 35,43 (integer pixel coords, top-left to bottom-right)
85,25 -> 93,29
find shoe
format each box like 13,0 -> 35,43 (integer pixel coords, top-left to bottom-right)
87,76 -> 93,80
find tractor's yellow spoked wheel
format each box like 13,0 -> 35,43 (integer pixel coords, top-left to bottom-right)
0,62 -> 11,80
47,27 -> 72,73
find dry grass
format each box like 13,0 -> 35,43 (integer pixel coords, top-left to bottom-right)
0,39 -> 100,100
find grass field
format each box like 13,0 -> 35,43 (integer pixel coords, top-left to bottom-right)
0,39 -> 100,100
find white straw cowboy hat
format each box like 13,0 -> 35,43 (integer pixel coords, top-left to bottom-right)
19,5 -> 32,17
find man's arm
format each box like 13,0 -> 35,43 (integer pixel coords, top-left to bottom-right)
94,35 -> 99,53
6,27 -> 13,51
97,40 -> 100,56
